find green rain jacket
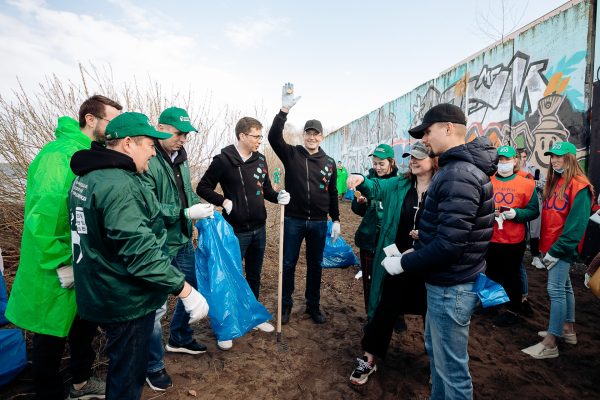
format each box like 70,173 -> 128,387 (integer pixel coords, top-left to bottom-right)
68,143 -> 185,323
6,117 -> 91,337
139,145 -> 200,257
336,166 -> 348,196
357,175 -> 411,319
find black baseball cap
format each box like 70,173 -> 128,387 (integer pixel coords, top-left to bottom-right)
304,119 -> 323,134
408,103 -> 466,139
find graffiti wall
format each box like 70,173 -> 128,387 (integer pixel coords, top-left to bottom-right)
322,0 -> 594,176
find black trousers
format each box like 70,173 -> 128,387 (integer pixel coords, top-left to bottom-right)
361,272 -> 426,359
485,241 -> 527,313
32,315 -> 98,400
359,249 -> 375,314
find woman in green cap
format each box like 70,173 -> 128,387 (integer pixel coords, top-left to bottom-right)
522,141 -> 593,359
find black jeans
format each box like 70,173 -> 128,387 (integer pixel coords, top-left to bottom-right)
236,225 -> 267,300
101,312 -> 155,400
32,315 -> 98,400
485,241 -> 527,313
359,249 -> 375,314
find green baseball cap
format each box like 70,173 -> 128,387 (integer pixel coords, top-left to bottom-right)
105,112 -> 172,140
158,107 -> 197,133
497,145 -> 516,158
369,143 -> 395,159
544,141 -> 576,156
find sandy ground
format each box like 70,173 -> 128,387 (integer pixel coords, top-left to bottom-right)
2,201 -> 600,399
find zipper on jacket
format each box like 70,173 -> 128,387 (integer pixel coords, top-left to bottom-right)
305,158 -> 311,220
238,167 -> 251,229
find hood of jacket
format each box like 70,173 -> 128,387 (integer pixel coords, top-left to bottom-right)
55,116 -> 91,148
439,136 -> 497,177
71,141 -> 137,176
220,144 -> 261,167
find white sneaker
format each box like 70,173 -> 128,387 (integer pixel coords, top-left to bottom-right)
253,322 -> 275,332
532,257 -> 545,270
217,340 -> 233,351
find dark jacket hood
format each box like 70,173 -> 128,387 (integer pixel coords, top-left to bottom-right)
297,145 -> 328,159
440,137 -> 498,177
71,141 -> 137,176
221,144 -> 260,167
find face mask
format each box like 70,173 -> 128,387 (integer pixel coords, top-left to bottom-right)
553,167 -> 564,174
497,162 -> 514,176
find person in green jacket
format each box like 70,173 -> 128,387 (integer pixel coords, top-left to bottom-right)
68,112 -> 211,400
138,107 -> 212,391
351,144 -> 397,314
337,161 -> 349,199
6,95 -> 122,400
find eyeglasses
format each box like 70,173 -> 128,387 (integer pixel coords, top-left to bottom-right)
94,115 -> 111,123
244,133 -> 263,140
303,131 -> 322,137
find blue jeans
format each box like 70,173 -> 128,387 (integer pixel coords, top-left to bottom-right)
282,217 -> 327,308
236,226 -> 267,299
547,259 -> 575,337
519,263 -> 528,296
424,282 -> 479,400
147,242 -> 197,374
101,312 -> 155,400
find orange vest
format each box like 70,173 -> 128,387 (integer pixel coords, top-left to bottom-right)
517,169 -> 533,179
491,174 -> 535,244
540,176 -> 591,253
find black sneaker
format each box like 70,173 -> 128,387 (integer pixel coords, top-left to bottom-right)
282,306 -> 291,325
520,299 -> 534,317
349,356 -> 377,385
165,339 -> 207,355
69,376 -> 106,399
305,306 -> 326,324
146,368 -> 173,392
493,311 -> 520,327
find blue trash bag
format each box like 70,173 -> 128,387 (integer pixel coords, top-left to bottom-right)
343,189 -> 354,201
195,212 -> 272,341
473,273 -> 510,308
322,221 -> 360,268
0,273 -> 8,326
0,329 -> 27,387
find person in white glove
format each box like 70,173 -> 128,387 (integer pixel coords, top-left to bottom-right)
179,284 -> 209,323
331,221 -> 341,243
381,255 -> 404,275
222,199 -> 233,214
184,203 -> 214,219
277,190 -> 291,205
281,82 -> 301,112
56,265 -> 75,289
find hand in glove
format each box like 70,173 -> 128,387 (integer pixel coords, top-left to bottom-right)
222,199 -> 233,215
502,208 -> 517,220
542,253 -> 560,270
281,83 -> 301,111
57,265 -> 74,289
277,190 -> 290,205
184,203 -> 214,219
331,221 -> 341,243
494,213 -> 505,230
381,255 -> 404,275
181,287 -> 209,323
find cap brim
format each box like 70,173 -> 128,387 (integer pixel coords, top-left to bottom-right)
544,149 -> 565,156
408,122 -> 432,139
148,130 -> 173,140
173,121 -> 197,133
402,151 -> 429,159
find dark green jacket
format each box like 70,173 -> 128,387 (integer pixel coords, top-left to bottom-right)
357,175 -> 412,318
69,143 -> 185,323
139,146 -> 200,257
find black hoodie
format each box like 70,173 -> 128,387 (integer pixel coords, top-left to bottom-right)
196,145 -> 278,233
268,111 -> 340,221
401,137 -> 498,286
71,141 -> 137,175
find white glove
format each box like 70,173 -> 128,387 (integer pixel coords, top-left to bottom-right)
502,208 -> 517,220
543,253 -> 560,271
56,265 -> 74,289
281,82 -> 301,110
331,221 -> 341,243
181,288 -> 209,323
494,213 -> 505,230
222,199 -> 233,215
277,190 -> 290,205
184,203 -> 214,219
381,255 -> 404,275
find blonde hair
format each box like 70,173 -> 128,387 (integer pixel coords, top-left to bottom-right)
543,153 -> 591,201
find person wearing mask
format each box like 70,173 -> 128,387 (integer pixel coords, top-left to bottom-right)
522,141 -> 593,359
347,141 -> 434,385
6,95 -> 122,400
268,83 -> 340,325
69,112 -> 211,399
485,146 -> 539,327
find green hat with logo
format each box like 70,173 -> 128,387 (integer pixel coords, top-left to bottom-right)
158,107 -> 197,133
544,141 -> 576,156
105,112 -> 172,140
497,145 -> 516,158
369,143 -> 395,159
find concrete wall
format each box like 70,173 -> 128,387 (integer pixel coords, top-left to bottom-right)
322,0 -> 594,176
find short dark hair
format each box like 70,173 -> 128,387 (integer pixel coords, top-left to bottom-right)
79,95 -> 123,128
235,117 -> 263,140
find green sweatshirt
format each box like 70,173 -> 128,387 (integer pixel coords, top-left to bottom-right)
549,188 -> 593,262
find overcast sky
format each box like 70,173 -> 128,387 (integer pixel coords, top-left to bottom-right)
0,0 -> 567,132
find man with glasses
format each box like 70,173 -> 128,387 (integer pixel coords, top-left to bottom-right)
138,107 -> 214,391
268,83 -> 341,325
6,95 -> 122,399
197,116 -> 289,349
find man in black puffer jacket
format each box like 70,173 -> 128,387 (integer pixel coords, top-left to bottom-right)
379,104 -> 497,400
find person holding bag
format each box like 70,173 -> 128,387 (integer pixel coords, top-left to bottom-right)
522,142 -> 593,359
